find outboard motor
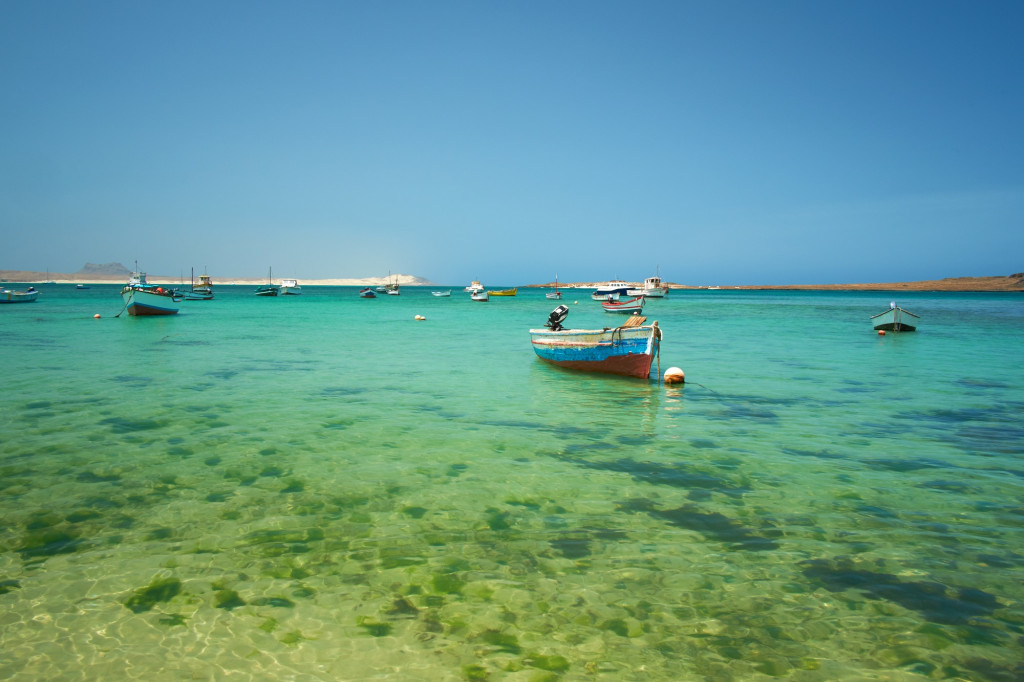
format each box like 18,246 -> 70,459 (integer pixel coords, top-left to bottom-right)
546,305 -> 569,331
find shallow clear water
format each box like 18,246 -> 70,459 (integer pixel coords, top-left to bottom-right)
1,285 -> 1022,680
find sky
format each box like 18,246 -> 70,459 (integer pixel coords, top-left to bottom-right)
2,0 -> 1022,286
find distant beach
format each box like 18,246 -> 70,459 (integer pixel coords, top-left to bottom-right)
2,269 -> 1022,291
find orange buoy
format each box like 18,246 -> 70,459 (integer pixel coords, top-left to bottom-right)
664,367 -> 685,384
93,313 -> 101,319
877,330 -> 886,336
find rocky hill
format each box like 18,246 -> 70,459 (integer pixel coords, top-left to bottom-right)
76,262 -> 130,276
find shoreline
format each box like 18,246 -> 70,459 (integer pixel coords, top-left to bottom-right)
2,271 -> 1022,292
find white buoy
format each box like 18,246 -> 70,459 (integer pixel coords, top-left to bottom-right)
664,367 -> 685,384
414,315 -> 426,321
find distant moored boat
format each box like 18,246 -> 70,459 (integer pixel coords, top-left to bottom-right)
871,302 -> 919,332
602,295 -> 645,314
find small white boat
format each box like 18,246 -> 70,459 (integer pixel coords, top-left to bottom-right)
359,287 -> 376,298
871,302 -> 919,332
546,274 -> 562,300
465,280 -> 484,293
471,290 -> 489,301
280,278 -> 302,295
627,271 -> 668,297
0,286 -> 39,303
431,290 -> 452,297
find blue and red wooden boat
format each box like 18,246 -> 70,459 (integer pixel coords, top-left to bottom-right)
530,306 -> 661,379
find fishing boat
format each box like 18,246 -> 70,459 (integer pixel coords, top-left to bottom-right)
431,290 -> 452,297
602,295 -> 645,314
280,278 -> 302,295
546,275 -> 562,300
471,290 -> 489,301
255,267 -> 279,296
120,270 -> 180,316
628,270 -> 668,297
359,287 -> 376,298
375,285 -> 387,293
871,302 -> 919,332
178,268 -> 214,300
385,272 -> 400,295
489,288 -> 517,296
193,272 -> 213,297
0,286 -> 39,303
465,280 -> 484,293
592,280 -> 630,300
530,305 -> 662,379
76,284 -> 91,290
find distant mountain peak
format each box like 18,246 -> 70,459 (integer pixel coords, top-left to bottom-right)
76,262 -> 131,275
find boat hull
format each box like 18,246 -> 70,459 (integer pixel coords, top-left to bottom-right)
592,282 -> 630,300
529,324 -> 660,379
0,290 -> 38,303
489,288 -> 517,296
180,291 -> 214,301
602,296 -> 645,314
627,287 -> 667,297
121,287 -> 179,315
871,307 -> 919,332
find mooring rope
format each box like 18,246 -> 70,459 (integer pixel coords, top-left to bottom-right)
114,290 -> 132,318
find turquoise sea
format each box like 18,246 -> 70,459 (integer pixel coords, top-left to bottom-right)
2,285 -> 1023,681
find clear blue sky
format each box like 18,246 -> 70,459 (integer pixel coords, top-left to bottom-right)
2,1 -> 1022,285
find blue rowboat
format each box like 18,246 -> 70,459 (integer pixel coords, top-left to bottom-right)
530,306 -> 661,379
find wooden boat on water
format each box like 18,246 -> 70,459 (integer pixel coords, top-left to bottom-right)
120,270 -> 180,316
1,286 -> 39,303
489,288 -> 517,296
465,280 -> 484,293
471,290 -> 489,301
871,303 -> 919,332
431,290 -> 452,297
76,284 -> 91,290
178,268 -> 214,300
280,278 -> 302,295
255,267 -> 280,296
359,287 -> 376,298
602,295 -> 645,314
530,306 -> 662,379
